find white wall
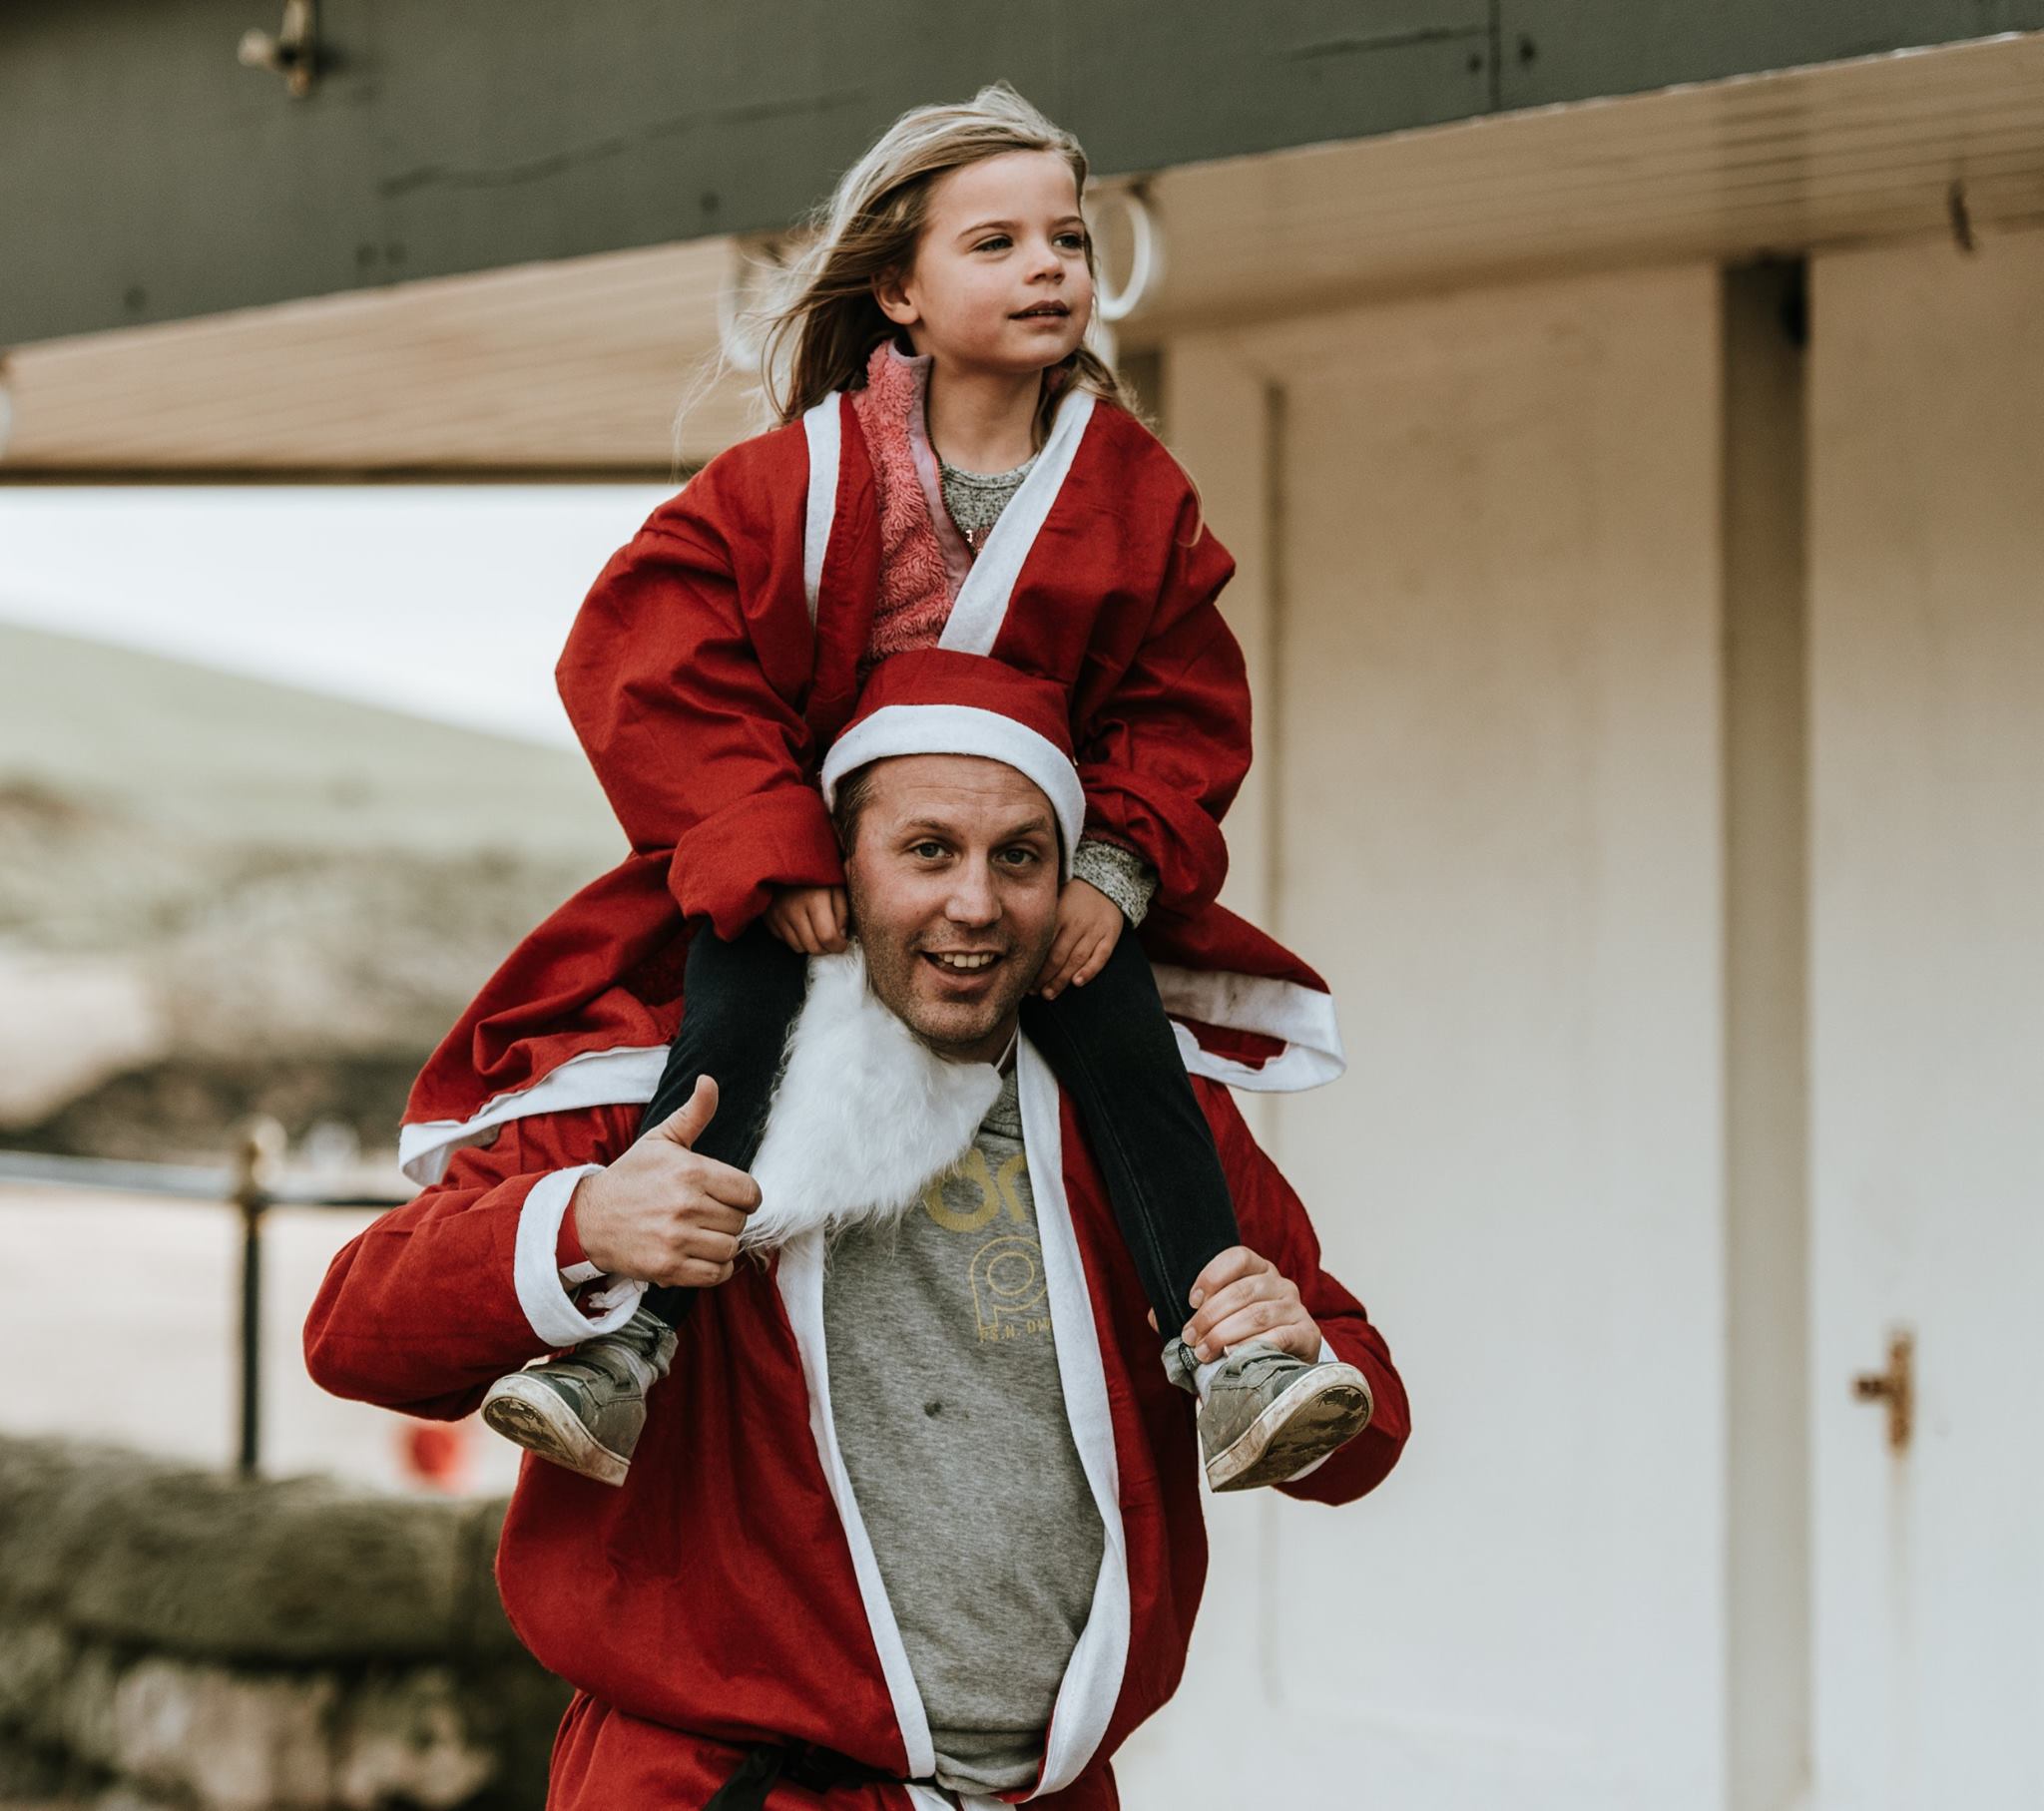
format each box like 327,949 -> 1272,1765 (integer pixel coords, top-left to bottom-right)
1807,224 -> 2044,1811
1128,264 -> 1730,1808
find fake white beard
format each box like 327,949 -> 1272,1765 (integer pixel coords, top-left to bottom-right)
740,945 -> 1004,1250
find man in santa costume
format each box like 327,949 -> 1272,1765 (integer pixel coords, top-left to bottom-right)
304,654 -> 1409,1810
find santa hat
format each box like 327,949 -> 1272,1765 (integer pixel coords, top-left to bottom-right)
819,649 -> 1086,876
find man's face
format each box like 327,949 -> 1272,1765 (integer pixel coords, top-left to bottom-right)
842,753 -> 1062,1064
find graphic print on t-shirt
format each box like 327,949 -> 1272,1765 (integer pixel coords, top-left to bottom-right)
918,1143 -> 1051,1343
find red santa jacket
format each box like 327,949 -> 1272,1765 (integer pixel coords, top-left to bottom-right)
396,374 -> 1344,1189
305,1021 -> 1409,1809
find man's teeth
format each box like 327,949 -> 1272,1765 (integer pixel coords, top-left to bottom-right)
933,952 -> 998,970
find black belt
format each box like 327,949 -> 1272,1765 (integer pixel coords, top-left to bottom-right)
703,1740 -> 919,1810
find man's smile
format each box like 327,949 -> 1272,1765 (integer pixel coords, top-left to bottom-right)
923,948 -> 1006,979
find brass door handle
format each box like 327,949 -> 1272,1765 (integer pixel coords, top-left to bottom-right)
1851,1330 -> 1914,1454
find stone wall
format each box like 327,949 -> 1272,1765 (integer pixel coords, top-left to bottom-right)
0,1437 -> 568,1810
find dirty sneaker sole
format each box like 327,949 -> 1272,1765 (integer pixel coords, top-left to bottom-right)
1206,1363 -> 1373,1493
481,1373 -> 630,1487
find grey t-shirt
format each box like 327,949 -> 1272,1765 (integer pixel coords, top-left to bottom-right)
821,1065 -> 1106,1795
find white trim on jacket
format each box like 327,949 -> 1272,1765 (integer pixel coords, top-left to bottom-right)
800,392 -> 842,624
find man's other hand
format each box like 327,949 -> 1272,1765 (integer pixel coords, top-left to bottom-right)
570,1077 -> 762,1287
1166,1245 -> 1323,1364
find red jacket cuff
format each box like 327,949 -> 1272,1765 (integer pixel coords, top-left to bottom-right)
669,787 -> 846,936
556,1198 -> 589,1272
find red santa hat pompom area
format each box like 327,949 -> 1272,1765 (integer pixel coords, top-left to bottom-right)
819,648 -> 1086,875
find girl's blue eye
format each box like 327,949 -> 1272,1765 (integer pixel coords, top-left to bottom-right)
976,233 -> 1088,252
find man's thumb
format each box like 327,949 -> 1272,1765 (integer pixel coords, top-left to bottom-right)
656,1075 -> 718,1148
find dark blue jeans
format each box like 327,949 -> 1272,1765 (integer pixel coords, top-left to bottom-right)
639,921 -> 1240,1336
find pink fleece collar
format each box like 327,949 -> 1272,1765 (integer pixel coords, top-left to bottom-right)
860,339 -> 973,597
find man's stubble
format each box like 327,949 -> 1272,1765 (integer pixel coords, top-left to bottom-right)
843,859 -> 1055,1066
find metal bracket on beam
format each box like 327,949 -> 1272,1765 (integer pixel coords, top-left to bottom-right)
238,0 -> 320,100
1084,184 -> 1165,371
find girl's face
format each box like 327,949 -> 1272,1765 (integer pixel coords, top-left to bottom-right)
875,150 -> 1096,376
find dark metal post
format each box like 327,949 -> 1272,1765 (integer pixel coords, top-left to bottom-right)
230,1119 -> 284,1476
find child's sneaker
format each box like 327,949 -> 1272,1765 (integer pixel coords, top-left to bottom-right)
1195,1341 -> 1373,1492
480,1308 -> 677,1487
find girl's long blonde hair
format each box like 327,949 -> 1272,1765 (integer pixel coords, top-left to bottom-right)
687,83 -> 1144,456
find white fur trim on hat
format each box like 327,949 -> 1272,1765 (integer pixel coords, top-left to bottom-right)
819,702 -> 1085,878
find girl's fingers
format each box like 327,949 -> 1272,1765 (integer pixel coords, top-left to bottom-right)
1071,929 -> 1115,985
1039,932 -> 1083,996
819,893 -> 849,952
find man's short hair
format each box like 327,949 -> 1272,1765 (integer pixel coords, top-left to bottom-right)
829,762 -> 880,855
827,757 -> 1066,868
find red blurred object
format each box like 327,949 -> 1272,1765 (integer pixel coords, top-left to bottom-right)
399,1419 -> 473,1492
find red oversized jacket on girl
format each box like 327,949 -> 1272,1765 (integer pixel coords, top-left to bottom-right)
396,352 -> 1343,1191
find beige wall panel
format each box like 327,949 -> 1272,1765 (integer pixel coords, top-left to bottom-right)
1807,224 -> 2044,1810
1127,264 -> 1728,1807
1160,338 -> 1279,934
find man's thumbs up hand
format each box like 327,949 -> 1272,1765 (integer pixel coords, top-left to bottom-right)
571,1076 -> 764,1288
652,1075 -> 722,1151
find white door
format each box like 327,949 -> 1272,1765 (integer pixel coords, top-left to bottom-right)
1809,229 -> 2044,1810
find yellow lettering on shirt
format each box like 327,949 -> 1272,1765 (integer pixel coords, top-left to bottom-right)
921,1146 -> 1003,1232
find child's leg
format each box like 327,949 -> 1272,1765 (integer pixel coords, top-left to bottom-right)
1020,936 -> 1373,1490
639,920 -> 808,1324
1017,933 -> 1239,1345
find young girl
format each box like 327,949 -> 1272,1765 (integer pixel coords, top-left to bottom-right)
456,83 -> 1363,1491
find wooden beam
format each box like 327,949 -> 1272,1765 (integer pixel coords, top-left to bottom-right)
5,0 -> 2039,345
